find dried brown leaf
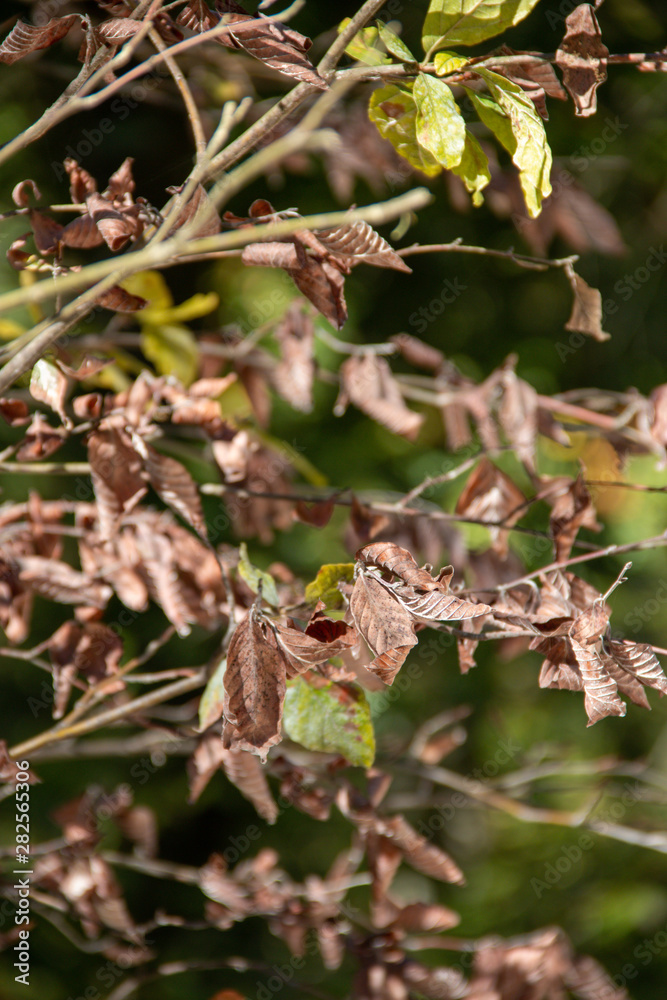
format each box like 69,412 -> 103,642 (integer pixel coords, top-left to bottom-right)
348,573 -> 417,684
167,184 -> 221,238
607,639 -> 667,697
0,398 -> 31,426
60,213 -> 105,249
357,542 -> 440,591
272,304 -> 315,412
86,192 -> 134,251
223,611 -> 287,760
390,333 -> 444,371
16,412 -> 66,460
565,269 -> 611,341
88,428 -> 145,540
95,284 -> 147,312
456,457 -> 526,556
556,4 -> 609,117
12,179 -> 42,207
314,220 -> 411,272
96,17 -> 143,45
549,473 -> 600,561
222,745 -> 278,823
16,555 -> 112,608
379,814 -> 465,885
64,159 -> 98,203
139,441 -> 208,541
176,0 -> 219,33
218,8 -> 327,89
336,354 -> 423,440
29,210 -> 63,254
0,15 -> 79,64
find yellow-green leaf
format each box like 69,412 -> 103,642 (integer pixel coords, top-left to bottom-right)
198,656 -> 226,731
0,318 -> 24,341
141,323 -> 198,385
304,563 -> 355,608
423,0 -> 543,54
238,542 -> 280,607
467,70 -> 552,217
451,130 -> 491,205
283,675 -> 375,767
434,51 -> 469,75
122,270 -> 174,310
369,84 -> 441,177
338,17 -> 390,65
142,292 -> 219,327
414,72 -> 466,169
376,21 -> 416,62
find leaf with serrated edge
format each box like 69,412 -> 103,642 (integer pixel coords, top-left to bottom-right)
357,542 -> 440,591
283,674 -> 375,767
422,0 -> 542,53
468,70 -> 552,218
349,574 -> 418,684
222,746 -> 278,823
414,73 -> 466,170
607,639 -> 667,697
223,612 -> 286,761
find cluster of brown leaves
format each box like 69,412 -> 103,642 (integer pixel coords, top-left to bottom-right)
7,159 -> 154,313
0,0 -> 325,91
219,542 -> 492,762
5,759 -> 628,1000
227,198 -> 411,330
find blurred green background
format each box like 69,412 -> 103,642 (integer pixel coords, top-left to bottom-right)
1,0 -> 666,998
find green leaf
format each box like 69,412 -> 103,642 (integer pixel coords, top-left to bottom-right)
238,542 -> 280,607
283,675 -> 375,767
451,130 -> 492,205
141,323 -> 198,385
376,22 -> 416,62
414,73 -> 466,169
198,656 -> 226,731
467,70 -> 552,217
338,17 -> 390,66
422,0 -> 543,54
434,51 -> 469,75
304,563 -> 355,608
368,84 -> 442,177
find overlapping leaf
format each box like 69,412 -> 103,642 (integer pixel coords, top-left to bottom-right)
422,0 -> 542,53
556,4 -> 609,117
467,70 -> 552,217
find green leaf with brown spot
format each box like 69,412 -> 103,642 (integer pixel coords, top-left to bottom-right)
283,674 -> 375,767
369,84 -> 442,177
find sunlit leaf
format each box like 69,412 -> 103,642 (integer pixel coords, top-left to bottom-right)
238,542 -> 280,607
414,73 -> 466,169
368,84 -> 441,177
376,21 -> 416,62
450,130 -> 492,205
283,674 -> 375,767
304,563 -> 355,608
467,70 -> 552,217
338,18 -> 390,66
422,0 -> 542,53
